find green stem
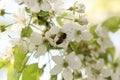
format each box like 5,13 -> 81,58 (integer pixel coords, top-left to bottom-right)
57,17 -> 73,20
27,16 -> 32,27
4,22 -> 17,28
19,56 -> 29,72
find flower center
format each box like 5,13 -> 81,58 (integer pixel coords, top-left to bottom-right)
37,0 -> 42,3
76,30 -> 81,35
62,61 -> 69,68
50,34 -> 56,39
43,39 -> 49,44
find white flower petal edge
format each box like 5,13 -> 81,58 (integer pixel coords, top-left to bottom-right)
101,68 -> 113,77
65,52 -> 81,70
52,56 -> 64,65
40,0 -> 51,11
94,59 -> 104,70
81,31 -> 93,41
30,32 -> 43,45
35,44 -> 47,58
111,73 -> 120,80
50,65 -> 62,75
62,68 -> 73,80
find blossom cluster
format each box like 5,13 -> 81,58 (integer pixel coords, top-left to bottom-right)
0,0 -> 120,80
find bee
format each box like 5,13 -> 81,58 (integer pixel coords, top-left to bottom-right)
56,33 -> 67,45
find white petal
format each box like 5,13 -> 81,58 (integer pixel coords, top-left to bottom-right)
103,39 -> 114,48
18,39 -> 28,53
94,59 -> 104,70
62,68 -> 73,80
49,26 -> 60,34
30,32 -> 43,45
53,1 -> 65,15
40,0 -> 51,11
97,76 -> 105,80
95,25 -> 108,38
61,23 -> 76,41
30,3 -> 41,13
65,52 -> 81,70
52,56 -> 64,65
101,69 -> 113,77
28,43 -> 36,52
81,31 -> 93,41
111,73 -> 119,80
35,44 -> 47,58
50,65 -> 62,75
24,0 -> 36,8
13,8 -> 28,25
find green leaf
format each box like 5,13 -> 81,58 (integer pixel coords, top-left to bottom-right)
22,63 -> 43,80
73,71 -> 82,79
21,26 -> 33,38
0,58 -> 10,68
70,42 -> 80,54
70,41 -> 91,56
112,58 -> 120,69
0,25 -> 6,32
102,17 -> 120,32
60,13 -> 68,18
74,19 -> 84,25
38,18 -> 46,25
66,44 -> 73,54
35,11 -> 49,25
89,24 -> 99,38
56,13 -> 68,26
50,75 -> 57,80
7,64 -> 21,80
12,45 -> 28,72
99,53 -> 109,64
89,24 -> 97,35
107,47 -> 115,55
38,10 -> 49,17
68,7 -> 74,11
106,76 -> 112,80
56,17 -> 63,26
19,2 -> 24,5
106,47 -> 115,61
0,9 -> 5,16
25,7 -> 30,13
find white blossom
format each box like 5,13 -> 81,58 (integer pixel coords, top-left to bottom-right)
30,32 -> 47,57
75,3 -> 85,13
61,22 -> 77,41
45,26 -> 60,46
95,25 -> 108,38
35,44 -> 47,57
24,0 -> 51,12
13,8 -> 28,25
50,52 -> 81,80
80,31 -> 93,41
52,0 -> 65,15
97,37 -> 114,52
61,22 -> 93,42
30,32 -> 43,45
0,0 -> 120,80
12,8 -> 29,31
